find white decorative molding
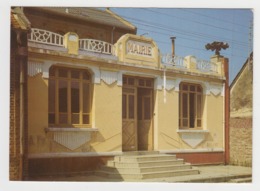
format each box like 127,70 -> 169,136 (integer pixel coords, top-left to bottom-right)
28,61 -> 53,78
174,79 -> 182,92
91,67 -> 101,84
210,84 -> 221,96
53,131 -> 92,150
165,79 -> 175,91
177,130 -> 209,148
28,61 -> 43,77
42,61 -> 53,78
155,76 -> 163,90
205,82 -> 224,96
100,70 -> 118,85
117,71 -> 123,86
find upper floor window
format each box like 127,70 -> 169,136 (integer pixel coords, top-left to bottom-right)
48,66 -> 92,127
179,82 -> 203,129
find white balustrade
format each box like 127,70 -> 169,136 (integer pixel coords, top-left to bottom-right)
79,39 -> 115,55
28,28 -> 64,47
161,54 -> 187,68
162,54 -> 218,74
196,59 -> 218,73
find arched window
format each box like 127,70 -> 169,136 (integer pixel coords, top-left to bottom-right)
179,82 -> 203,129
48,66 -> 92,127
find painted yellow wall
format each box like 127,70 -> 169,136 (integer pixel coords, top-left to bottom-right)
28,74 -> 50,153
156,86 -> 224,150
90,81 -> 122,152
156,90 -> 180,150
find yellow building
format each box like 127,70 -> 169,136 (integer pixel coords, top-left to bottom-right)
22,7 -> 229,177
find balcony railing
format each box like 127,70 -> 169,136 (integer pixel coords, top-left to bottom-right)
161,54 -> 187,69
28,28 -> 115,55
28,28 -> 64,47
79,39 -> 114,55
196,59 -> 218,73
161,54 -> 218,74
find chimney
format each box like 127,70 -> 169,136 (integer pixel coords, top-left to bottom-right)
170,36 -> 176,57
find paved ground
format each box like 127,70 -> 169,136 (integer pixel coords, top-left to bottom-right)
28,165 -> 252,183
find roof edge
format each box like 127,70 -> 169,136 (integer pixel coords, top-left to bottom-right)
105,8 -> 137,32
230,52 -> 253,89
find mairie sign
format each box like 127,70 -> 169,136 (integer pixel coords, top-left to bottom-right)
126,40 -> 153,57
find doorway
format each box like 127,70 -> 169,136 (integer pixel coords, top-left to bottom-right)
122,76 -> 154,151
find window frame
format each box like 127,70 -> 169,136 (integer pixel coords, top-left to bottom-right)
48,66 -> 92,128
179,82 -> 203,130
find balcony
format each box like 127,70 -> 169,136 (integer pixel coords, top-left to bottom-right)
161,54 -> 221,75
28,28 -> 115,56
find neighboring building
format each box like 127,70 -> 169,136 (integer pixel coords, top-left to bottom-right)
10,7 -> 30,180
230,52 -> 253,167
10,7 -> 230,178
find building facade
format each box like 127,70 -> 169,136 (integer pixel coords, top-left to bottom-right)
10,7 -> 230,178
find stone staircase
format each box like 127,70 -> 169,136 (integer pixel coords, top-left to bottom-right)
95,151 -> 199,181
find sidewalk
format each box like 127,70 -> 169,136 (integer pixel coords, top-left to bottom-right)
29,165 -> 252,183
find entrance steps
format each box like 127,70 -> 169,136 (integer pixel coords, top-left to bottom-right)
95,152 -> 199,180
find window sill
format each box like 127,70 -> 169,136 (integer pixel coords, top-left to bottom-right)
45,127 -> 98,132
177,129 -> 209,148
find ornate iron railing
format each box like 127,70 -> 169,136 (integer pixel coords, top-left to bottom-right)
28,28 -> 64,47
79,39 -> 115,55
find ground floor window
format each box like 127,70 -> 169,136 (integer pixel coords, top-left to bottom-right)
179,82 -> 203,129
48,66 -> 92,127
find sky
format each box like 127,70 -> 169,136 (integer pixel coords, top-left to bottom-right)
109,8 -> 253,84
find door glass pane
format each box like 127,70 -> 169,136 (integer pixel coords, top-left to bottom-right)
128,95 -> 134,119
48,113 -> 55,124
128,78 -> 135,86
144,97 -> 151,120
182,84 -> 188,90
71,81 -> 79,113
82,71 -> 90,80
122,94 -> 127,119
83,83 -> 90,113
72,113 -> 80,124
197,119 -> 201,127
59,80 -> 68,112
197,94 -> 202,118
139,79 -> 145,86
189,93 -> 195,128
58,68 -> 67,78
138,96 -> 142,120
182,93 -> 188,117
48,79 -> 55,113
146,79 -> 152,87
59,113 -> 68,124
83,114 -> 90,124
71,70 -> 80,79
183,119 -> 188,127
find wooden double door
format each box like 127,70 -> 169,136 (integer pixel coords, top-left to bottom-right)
122,76 -> 154,151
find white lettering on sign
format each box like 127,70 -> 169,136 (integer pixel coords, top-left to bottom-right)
127,41 -> 153,57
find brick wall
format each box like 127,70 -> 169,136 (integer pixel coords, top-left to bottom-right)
10,30 -> 22,180
10,29 -> 29,180
229,117 -> 252,167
